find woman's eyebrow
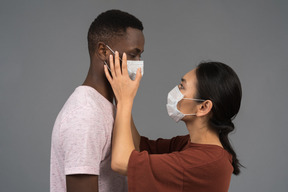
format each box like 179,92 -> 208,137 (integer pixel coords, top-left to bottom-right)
181,78 -> 186,83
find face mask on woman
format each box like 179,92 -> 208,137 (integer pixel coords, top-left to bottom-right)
166,86 -> 205,122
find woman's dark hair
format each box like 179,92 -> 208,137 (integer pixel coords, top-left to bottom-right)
87,9 -> 143,56
195,61 -> 242,175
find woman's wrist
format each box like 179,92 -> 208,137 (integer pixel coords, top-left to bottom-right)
117,100 -> 134,109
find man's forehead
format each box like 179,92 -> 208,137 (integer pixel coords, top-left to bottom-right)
112,34 -> 144,52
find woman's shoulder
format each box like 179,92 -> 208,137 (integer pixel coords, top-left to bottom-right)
176,143 -> 232,168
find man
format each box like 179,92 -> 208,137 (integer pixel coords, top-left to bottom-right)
50,9 -> 145,192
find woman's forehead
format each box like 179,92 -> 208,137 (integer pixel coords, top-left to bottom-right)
183,69 -> 197,84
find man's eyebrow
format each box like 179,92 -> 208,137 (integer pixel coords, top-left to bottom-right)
129,48 -> 144,54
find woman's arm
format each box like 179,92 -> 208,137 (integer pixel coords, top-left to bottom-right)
131,115 -> 141,151
104,52 -> 142,175
140,135 -> 190,154
112,101 -> 134,175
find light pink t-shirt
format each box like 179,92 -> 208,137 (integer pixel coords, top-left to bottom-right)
50,86 -> 127,192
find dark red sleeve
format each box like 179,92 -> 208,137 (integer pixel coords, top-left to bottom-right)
139,135 -> 190,154
127,150 -> 184,192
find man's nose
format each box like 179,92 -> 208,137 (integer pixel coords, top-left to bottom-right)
135,55 -> 142,61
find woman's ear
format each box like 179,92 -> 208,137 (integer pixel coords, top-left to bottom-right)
196,100 -> 213,117
97,42 -> 108,61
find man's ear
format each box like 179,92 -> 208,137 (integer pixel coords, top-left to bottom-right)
196,100 -> 213,117
97,42 -> 108,61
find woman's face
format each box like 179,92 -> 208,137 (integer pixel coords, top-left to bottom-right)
177,69 -> 199,115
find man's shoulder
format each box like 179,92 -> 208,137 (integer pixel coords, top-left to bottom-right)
66,86 -> 109,109
53,86 -> 115,134
57,86 -> 109,119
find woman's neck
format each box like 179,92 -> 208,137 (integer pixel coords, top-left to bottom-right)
186,121 -> 223,147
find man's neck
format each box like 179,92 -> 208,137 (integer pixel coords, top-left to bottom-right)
83,64 -> 114,104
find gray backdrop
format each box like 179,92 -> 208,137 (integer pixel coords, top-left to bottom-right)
1,0 -> 288,191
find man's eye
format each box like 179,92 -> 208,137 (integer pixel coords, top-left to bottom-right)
128,54 -> 136,58
179,84 -> 184,89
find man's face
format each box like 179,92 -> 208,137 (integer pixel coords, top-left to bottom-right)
107,27 -> 145,61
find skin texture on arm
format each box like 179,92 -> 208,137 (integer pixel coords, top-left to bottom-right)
112,101 -> 135,175
131,115 -> 141,151
66,175 -> 98,192
104,52 -> 142,175
115,105 -> 140,151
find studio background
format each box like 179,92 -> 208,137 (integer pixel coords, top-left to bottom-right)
1,0 -> 287,191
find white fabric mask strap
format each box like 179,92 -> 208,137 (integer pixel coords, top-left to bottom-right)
103,61 -> 112,73
106,45 -> 122,61
181,98 -> 204,116
183,113 -> 197,116
182,98 -> 205,102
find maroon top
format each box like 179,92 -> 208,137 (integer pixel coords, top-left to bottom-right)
127,135 -> 233,192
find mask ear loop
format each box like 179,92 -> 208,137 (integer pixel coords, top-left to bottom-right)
106,45 -> 122,61
103,61 -> 112,73
180,98 -> 205,116
183,113 -> 197,116
104,44 -> 123,73
182,98 -> 205,102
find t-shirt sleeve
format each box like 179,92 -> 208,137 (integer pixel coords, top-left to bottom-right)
127,150 -> 183,192
60,105 -> 106,175
139,135 -> 190,154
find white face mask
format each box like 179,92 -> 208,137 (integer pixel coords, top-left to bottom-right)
166,86 -> 205,122
105,45 -> 144,80
126,60 -> 144,80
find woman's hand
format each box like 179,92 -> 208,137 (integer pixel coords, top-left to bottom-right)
104,51 -> 142,105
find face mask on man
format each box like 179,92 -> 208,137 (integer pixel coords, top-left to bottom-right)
166,86 -> 205,122
104,45 -> 144,80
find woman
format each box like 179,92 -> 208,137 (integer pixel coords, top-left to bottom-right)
104,52 -> 242,192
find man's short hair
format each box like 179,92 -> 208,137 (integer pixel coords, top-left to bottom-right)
88,9 -> 144,56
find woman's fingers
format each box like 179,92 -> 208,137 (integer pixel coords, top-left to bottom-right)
121,53 -> 128,76
134,68 -> 142,82
109,54 -> 116,77
106,51 -> 130,80
114,51 -> 121,76
104,65 -> 112,83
